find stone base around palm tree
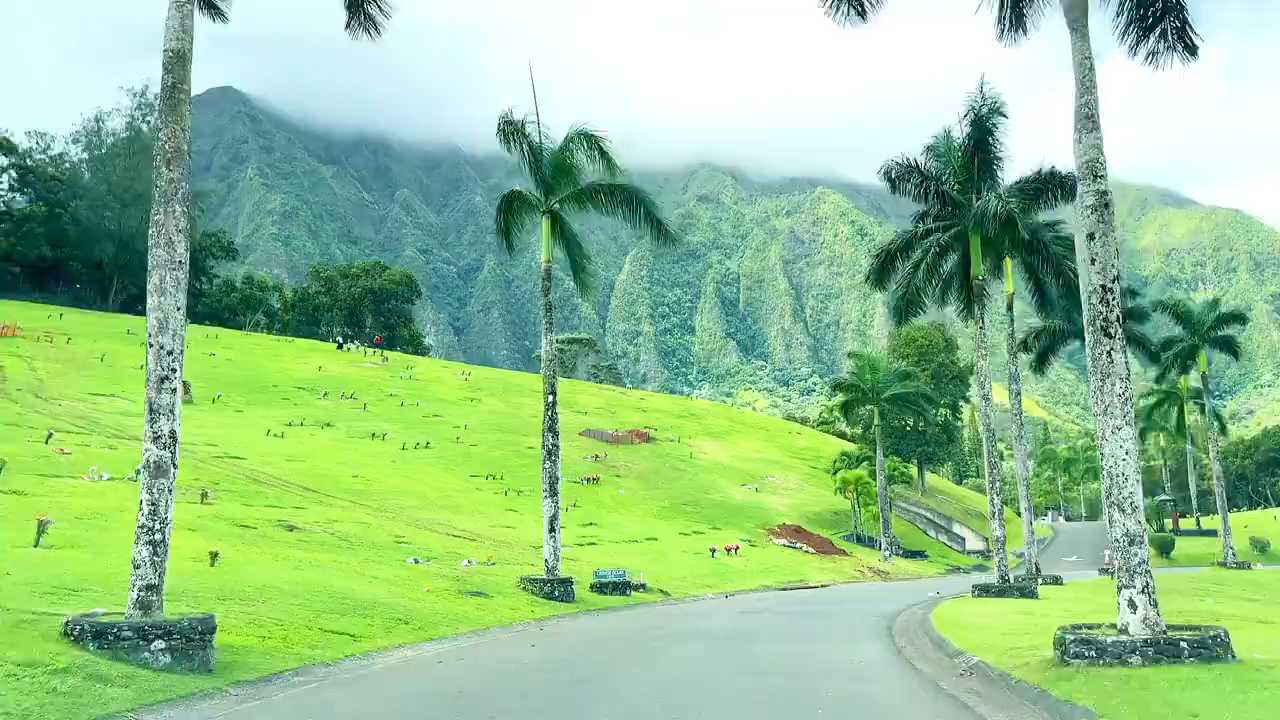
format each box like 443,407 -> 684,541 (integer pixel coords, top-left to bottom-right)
1213,560 -> 1253,570
1014,573 -> 1064,586
62,612 -> 216,672
519,575 -> 575,603
1097,566 -> 1115,577
1054,624 -> 1235,666
971,582 -> 1039,599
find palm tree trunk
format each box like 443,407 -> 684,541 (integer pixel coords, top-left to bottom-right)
1183,394 -> 1202,528
1004,260 -> 1039,575
1198,362 -> 1236,563
850,498 -> 859,534
1057,474 -> 1066,519
916,456 -> 926,495
973,290 -> 1010,583
1061,0 -> 1165,635
1159,436 -> 1172,496
125,0 -> 194,619
874,410 -> 893,562
538,215 -> 563,578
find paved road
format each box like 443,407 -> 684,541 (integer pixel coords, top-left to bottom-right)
148,523 -> 1107,720
1037,521 -> 1107,575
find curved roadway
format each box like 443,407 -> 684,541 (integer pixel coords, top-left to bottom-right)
146,522 -> 1107,720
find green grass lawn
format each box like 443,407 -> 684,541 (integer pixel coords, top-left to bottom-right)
934,571 -> 1279,720
1152,509 -> 1280,567
0,300 -> 1013,719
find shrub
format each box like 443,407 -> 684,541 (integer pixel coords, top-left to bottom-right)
1248,536 -> 1271,555
1149,533 -> 1176,559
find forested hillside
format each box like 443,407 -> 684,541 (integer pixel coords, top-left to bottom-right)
179,86 -> 1278,426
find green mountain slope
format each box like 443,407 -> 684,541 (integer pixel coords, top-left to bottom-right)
190,87 -> 1280,428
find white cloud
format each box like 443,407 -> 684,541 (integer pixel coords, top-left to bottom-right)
1,0 -> 1276,225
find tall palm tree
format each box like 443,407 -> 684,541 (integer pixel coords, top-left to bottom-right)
1154,296 -> 1249,563
822,0 -> 1201,642
1137,410 -> 1176,499
127,0 -> 392,620
1017,284 -> 1159,375
832,351 -> 935,562
494,105 -> 677,580
865,81 -> 1075,583
1139,379 -> 1223,529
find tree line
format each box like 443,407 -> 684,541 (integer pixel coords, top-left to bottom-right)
1,88 -> 427,355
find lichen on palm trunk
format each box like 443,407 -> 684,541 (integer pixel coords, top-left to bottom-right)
1005,281 -> 1039,576
126,0 -> 195,619
1198,368 -> 1237,563
1062,0 -> 1164,636
973,293 -> 1010,584
539,257 -> 563,578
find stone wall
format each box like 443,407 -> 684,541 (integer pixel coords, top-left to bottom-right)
62,612 -> 216,672
1054,624 -> 1235,666
894,499 -> 987,554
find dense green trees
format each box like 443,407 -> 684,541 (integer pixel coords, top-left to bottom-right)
493,103 -> 677,579
831,351 -> 934,561
882,322 -> 974,494
1222,426 -> 1280,510
1154,296 -> 1250,563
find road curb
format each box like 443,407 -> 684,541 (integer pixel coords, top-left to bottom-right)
892,595 -> 1096,720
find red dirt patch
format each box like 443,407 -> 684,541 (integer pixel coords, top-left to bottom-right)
767,524 -> 848,556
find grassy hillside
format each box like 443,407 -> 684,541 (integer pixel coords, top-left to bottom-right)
0,300 -> 1011,719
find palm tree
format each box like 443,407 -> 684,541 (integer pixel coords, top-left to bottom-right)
126,0 -> 391,620
1034,443 -> 1070,519
865,80 -> 1075,583
1017,284 -> 1159,375
1154,296 -> 1249,563
1064,438 -> 1101,522
493,102 -> 677,580
1139,379 -> 1223,529
822,0 -> 1201,642
832,351 -> 934,562
833,468 -> 876,535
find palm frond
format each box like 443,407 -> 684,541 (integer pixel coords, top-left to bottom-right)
1124,324 -> 1161,366
1155,336 -> 1199,383
495,109 -> 550,198
878,155 -> 964,213
343,0 -> 393,40
820,0 -> 886,26
197,0 -> 231,23
494,188 -> 541,256
1153,296 -> 1196,332
1208,306 -> 1250,335
1004,167 -> 1077,212
988,0 -> 1055,44
1103,0 -> 1201,69
546,125 -> 623,197
1017,319 -> 1077,375
555,181 -> 678,248
960,79 -> 1008,194
1206,333 -> 1243,362
547,210 -> 593,298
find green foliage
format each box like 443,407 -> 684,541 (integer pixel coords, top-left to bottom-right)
1148,533 -> 1176,559
1248,536 -> 1271,555
831,351 -> 935,437
1222,425 -> 1280,510
284,260 -> 427,354
882,321 -> 973,478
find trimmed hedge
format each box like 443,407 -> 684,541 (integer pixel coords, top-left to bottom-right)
1149,533 -> 1176,559
1248,535 -> 1271,555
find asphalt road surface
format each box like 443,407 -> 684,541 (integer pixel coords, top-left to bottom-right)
149,522 -> 1108,720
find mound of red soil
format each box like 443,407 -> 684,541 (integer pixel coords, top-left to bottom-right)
768,524 -> 848,556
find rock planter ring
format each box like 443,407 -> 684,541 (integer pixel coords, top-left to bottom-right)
1015,573 -> 1064,586
588,578 -> 633,596
1054,624 -> 1235,666
1214,560 -> 1253,570
971,581 -> 1039,599
62,612 -> 216,672
1097,566 -> 1115,577
519,575 -> 575,603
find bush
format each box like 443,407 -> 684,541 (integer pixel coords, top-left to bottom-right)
1248,536 -> 1271,555
1149,533 -> 1176,559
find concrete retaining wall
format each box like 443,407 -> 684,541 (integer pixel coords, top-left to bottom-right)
894,499 -> 988,554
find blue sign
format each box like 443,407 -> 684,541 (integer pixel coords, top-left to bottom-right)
593,568 -> 628,581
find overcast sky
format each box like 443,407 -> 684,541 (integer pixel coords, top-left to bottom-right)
4,1 -> 1277,224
